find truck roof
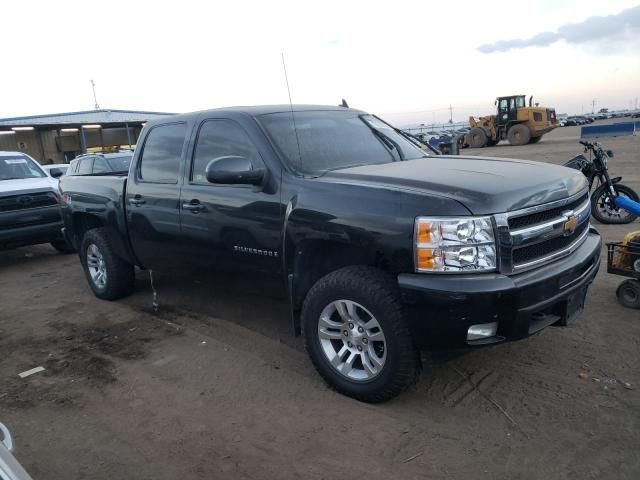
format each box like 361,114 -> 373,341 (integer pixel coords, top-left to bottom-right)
144,104 -> 364,127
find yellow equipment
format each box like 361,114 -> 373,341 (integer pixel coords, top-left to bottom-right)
466,95 -> 559,148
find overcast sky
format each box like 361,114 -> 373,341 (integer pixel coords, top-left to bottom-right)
1,0 -> 639,125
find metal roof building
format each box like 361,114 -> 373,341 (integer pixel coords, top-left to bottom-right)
0,109 -> 175,164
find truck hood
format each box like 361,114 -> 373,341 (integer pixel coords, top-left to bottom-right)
322,155 -> 587,215
0,177 -> 57,196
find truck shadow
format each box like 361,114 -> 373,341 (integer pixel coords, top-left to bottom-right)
124,267 -> 294,347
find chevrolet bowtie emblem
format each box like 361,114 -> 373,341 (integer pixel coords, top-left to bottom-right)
563,214 -> 578,235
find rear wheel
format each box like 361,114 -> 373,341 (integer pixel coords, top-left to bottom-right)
467,128 -> 488,148
301,266 -> 421,403
80,228 -> 135,300
616,280 -> 640,309
591,184 -> 639,224
507,124 -> 531,146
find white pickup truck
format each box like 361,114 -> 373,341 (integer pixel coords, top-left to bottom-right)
0,151 -> 72,252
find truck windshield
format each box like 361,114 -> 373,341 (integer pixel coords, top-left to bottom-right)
0,156 -> 46,180
259,110 -> 427,175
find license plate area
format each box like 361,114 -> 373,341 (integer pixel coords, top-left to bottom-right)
561,288 -> 587,326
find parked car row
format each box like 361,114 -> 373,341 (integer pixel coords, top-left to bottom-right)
563,116 -> 595,126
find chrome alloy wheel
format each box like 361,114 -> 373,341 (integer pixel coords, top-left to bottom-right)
317,299 -> 387,381
86,244 -> 107,288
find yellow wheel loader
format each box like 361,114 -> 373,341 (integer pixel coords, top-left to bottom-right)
466,95 -> 559,148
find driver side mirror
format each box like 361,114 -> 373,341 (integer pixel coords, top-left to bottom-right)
606,150 -> 614,157
205,156 -> 265,186
49,167 -> 63,178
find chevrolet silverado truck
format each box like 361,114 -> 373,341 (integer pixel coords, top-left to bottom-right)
1,151 -> 72,253
59,105 -> 601,403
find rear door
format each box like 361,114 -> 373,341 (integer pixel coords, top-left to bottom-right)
178,117 -> 282,273
126,122 -> 188,270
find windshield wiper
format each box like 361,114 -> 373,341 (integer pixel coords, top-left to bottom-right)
372,114 -> 439,155
359,115 -> 405,161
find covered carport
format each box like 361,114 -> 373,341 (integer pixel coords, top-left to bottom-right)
0,109 -> 174,164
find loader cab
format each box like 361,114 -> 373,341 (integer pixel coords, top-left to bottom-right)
496,95 -> 526,125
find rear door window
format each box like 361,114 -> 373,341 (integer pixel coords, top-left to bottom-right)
139,123 -> 187,184
78,157 -> 94,175
93,157 -> 110,173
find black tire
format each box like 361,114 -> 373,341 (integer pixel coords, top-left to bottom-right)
590,184 -> 639,224
507,124 -> 531,146
529,136 -> 542,144
80,228 -> 135,300
50,238 -> 75,254
301,266 -> 421,403
616,280 -> 640,309
467,127 -> 488,148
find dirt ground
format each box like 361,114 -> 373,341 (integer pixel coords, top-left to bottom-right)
1,120 -> 639,480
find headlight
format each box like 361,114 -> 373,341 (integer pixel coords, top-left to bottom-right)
414,217 -> 497,272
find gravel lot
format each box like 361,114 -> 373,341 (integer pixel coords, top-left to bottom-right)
1,120 -> 639,479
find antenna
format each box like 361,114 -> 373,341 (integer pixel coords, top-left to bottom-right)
281,53 -> 303,171
90,79 -> 100,110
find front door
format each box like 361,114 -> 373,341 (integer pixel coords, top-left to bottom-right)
178,118 -> 282,274
126,122 -> 188,271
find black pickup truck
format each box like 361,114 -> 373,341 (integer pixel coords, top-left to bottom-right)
59,105 -> 601,402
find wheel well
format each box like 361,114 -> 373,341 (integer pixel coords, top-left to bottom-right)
72,213 -> 104,244
289,241 -> 382,335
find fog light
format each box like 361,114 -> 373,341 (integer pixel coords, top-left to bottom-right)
467,322 -> 498,341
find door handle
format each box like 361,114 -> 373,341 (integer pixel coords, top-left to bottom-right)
129,196 -> 145,206
182,200 -> 205,213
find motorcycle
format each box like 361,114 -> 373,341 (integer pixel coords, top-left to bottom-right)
564,141 -> 639,224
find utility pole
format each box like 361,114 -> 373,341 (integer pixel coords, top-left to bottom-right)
635,97 -> 638,110
448,104 -> 453,124
591,98 -> 596,114
91,79 -> 100,110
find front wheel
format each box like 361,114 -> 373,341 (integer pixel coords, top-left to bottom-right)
301,266 -> 421,403
467,128 -> 488,148
591,184 -> 639,224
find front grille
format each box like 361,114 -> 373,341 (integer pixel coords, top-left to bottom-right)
513,221 -> 589,264
509,193 -> 588,230
499,190 -> 592,273
0,192 -> 58,212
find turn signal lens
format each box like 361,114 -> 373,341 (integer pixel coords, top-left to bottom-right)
417,248 -> 443,270
417,222 -> 432,244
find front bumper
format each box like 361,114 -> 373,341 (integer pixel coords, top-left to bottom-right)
0,220 -> 64,249
0,204 -> 64,250
398,229 -> 601,349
